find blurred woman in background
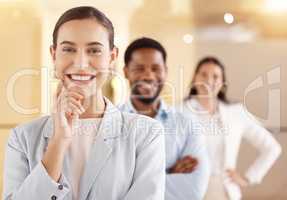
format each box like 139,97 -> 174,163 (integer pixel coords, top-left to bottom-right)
180,56 -> 281,200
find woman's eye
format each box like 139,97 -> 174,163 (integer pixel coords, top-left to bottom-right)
62,47 -> 76,53
87,48 -> 102,55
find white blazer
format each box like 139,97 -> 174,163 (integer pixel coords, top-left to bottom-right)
180,99 -> 282,200
3,99 -> 166,200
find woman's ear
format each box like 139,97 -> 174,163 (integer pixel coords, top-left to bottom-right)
50,45 -> 59,79
110,46 -> 119,66
50,45 -> 56,63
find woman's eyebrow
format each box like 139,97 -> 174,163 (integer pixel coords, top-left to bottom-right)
59,41 -> 104,46
60,41 -> 75,45
87,42 -> 103,46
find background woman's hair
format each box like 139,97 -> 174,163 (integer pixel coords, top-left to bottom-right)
52,6 -> 114,49
185,56 -> 229,103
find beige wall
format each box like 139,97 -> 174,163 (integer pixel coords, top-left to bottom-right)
239,133 -> 287,200
0,2 -> 42,125
0,1 -> 42,195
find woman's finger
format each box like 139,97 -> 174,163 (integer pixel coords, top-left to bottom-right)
53,81 -> 64,112
68,91 -> 84,101
68,96 -> 85,113
68,102 -> 83,116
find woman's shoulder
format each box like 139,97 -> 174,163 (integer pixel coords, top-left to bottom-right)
14,115 -> 51,132
220,102 -> 258,124
10,116 -> 51,141
221,101 -> 246,113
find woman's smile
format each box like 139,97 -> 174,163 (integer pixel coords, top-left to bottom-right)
65,73 -> 96,85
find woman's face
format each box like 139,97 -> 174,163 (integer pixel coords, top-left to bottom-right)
193,62 -> 224,98
50,19 -> 117,97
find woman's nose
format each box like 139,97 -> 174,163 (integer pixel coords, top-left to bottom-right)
73,49 -> 89,69
206,75 -> 215,85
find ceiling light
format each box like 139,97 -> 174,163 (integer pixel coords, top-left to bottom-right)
183,34 -> 193,44
224,13 -> 234,24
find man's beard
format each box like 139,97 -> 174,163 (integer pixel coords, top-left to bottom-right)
131,81 -> 163,105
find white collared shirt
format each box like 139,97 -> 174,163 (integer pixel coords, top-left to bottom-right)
186,99 -> 227,176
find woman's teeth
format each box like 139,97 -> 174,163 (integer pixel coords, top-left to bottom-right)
70,75 -> 93,81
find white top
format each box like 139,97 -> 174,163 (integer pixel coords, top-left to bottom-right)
198,111 -> 226,176
189,99 -> 227,176
67,118 -> 102,200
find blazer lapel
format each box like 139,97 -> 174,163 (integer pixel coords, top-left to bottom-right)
78,134 -> 113,200
78,99 -> 123,200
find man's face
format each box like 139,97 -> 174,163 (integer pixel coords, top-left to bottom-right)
124,48 -> 167,104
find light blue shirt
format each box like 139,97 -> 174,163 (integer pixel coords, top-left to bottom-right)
119,99 -> 210,200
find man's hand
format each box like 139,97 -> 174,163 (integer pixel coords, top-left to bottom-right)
226,169 -> 249,187
169,156 -> 198,174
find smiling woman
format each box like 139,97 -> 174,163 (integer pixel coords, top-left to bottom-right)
50,7 -> 117,100
2,6 -> 166,200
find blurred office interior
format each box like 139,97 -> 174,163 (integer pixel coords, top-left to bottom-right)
0,0 -> 286,199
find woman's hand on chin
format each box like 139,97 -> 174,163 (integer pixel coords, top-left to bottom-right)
52,81 -> 86,143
